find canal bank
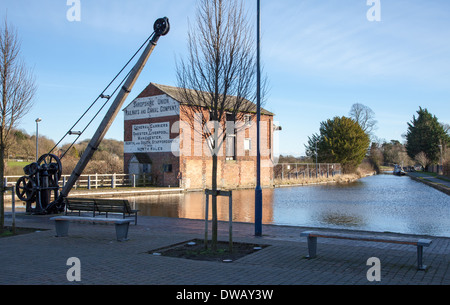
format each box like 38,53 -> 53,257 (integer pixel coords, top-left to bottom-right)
2,186 -> 186,208
407,172 -> 450,195
6,171 -> 447,232
274,171 -> 376,188
3,171 -> 373,205
68,186 -> 185,198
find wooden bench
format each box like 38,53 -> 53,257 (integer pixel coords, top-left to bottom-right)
94,198 -> 139,225
300,231 -> 433,270
50,216 -> 131,241
65,198 -> 96,216
64,197 -> 139,225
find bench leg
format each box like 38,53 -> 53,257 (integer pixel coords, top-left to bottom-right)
115,222 -> 130,242
417,245 -> 427,271
54,220 -> 70,237
306,236 -> 317,259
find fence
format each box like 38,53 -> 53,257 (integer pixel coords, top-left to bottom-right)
4,173 -> 153,190
427,163 -> 450,178
274,163 -> 342,180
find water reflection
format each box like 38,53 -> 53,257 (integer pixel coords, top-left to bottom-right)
319,213 -> 364,227
126,174 -> 450,237
126,189 -> 275,224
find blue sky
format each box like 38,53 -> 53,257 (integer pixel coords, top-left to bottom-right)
2,0 -> 450,156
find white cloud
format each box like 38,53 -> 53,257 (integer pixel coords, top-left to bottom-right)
262,0 -> 450,87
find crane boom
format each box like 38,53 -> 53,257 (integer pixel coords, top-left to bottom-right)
45,17 -> 170,214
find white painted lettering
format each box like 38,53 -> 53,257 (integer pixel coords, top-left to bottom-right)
66,257 -> 81,282
66,0 -> 81,22
367,0 -> 381,22
221,290 -> 274,300
176,289 -> 210,303
367,257 -> 381,282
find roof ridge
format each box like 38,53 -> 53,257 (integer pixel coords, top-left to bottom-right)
129,82 -> 274,116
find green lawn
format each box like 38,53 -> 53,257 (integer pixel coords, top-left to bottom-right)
417,171 -> 450,182
7,161 -> 30,167
6,161 -> 30,176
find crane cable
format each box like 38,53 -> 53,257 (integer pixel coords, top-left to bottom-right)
48,30 -> 157,159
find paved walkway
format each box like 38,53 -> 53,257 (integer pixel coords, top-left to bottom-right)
1,212 -> 449,286
407,172 -> 450,195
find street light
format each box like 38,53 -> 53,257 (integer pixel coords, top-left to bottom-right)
438,144 -> 443,175
35,118 -> 42,161
315,141 -> 318,178
255,0 -> 263,236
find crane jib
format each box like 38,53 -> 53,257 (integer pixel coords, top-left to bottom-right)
15,17 -> 170,215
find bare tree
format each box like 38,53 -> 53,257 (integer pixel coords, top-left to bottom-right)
349,103 -> 377,136
0,18 -> 36,230
414,152 -> 429,171
176,0 -> 265,251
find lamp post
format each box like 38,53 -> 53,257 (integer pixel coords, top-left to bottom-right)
315,141 -> 318,178
35,118 -> 42,161
438,144 -> 443,175
255,0 -> 263,236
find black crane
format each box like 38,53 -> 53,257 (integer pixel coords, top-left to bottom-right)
15,17 -> 170,214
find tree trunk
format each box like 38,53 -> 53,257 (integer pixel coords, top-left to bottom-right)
211,153 -> 218,251
209,116 -> 220,252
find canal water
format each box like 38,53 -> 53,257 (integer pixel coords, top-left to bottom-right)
126,173 -> 450,237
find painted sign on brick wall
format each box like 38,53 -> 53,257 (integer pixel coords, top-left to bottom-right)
124,122 -> 179,153
124,95 -> 179,120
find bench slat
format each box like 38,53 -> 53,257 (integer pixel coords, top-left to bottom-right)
95,199 -> 130,212
300,230 -> 433,270
300,231 -> 432,246
65,198 -> 97,216
50,216 -> 131,241
51,216 -> 131,224
64,197 -> 139,225
65,199 -> 95,208
94,199 -> 139,224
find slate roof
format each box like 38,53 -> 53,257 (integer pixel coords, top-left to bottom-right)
125,82 -> 274,116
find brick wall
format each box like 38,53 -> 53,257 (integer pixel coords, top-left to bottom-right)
124,83 -> 275,188
178,104 -> 274,189
181,158 -> 273,190
124,113 -> 180,187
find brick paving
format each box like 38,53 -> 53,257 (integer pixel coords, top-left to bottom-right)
1,212 -> 449,286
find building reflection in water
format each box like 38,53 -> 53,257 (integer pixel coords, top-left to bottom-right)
121,174 -> 450,237
125,188 -> 275,224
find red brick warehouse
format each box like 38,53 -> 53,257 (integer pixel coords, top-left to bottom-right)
123,83 -> 278,189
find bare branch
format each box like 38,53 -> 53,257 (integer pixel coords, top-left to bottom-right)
176,0 -> 266,142
0,18 -> 36,147
175,0 -> 269,250
0,16 -> 36,228
349,103 -> 377,136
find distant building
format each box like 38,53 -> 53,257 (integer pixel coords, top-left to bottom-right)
123,83 -> 276,189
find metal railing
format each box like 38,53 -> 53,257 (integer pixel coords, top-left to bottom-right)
274,163 -> 342,180
4,173 -> 153,190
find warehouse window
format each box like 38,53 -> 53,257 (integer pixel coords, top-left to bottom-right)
244,114 -> 252,126
244,138 -> 252,151
163,164 -> 173,173
226,113 -> 236,160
